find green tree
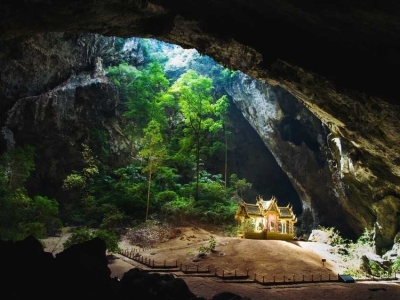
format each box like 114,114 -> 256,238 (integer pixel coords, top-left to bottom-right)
211,95 -> 230,189
0,146 -> 61,240
169,70 -> 226,201
230,174 -> 252,199
139,120 -> 168,221
90,166 -> 147,221
62,144 -> 99,225
27,195 -> 61,235
121,61 -> 169,133
63,227 -> 120,253
0,145 -> 35,189
106,62 -> 141,103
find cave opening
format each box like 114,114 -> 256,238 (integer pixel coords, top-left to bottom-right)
1,32 -> 339,241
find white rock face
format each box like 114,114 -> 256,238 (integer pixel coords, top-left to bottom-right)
308,230 -> 331,244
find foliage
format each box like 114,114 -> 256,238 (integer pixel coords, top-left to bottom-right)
0,42 -> 263,243
139,120 -> 168,221
105,59 -> 235,224
316,226 -> 400,279
356,227 -> 375,246
107,61 -> 170,137
169,70 -> 227,201
100,211 -> 129,230
106,62 -> 141,102
238,219 -> 255,233
90,129 -> 110,160
62,144 -> 99,192
0,146 -> 61,240
28,196 -> 62,236
209,235 -> 216,251
90,168 -> 148,222
0,188 -> 30,240
93,229 -> 121,253
0,145 -> 35,190
317,226 -> 348,246
63,228 -> 93,249
368,259 -> 393,278
222,224 -> 239,237
152,166 -> 180,191
154,190 -> 178,206
392,258 -> 400,275
63,227 -> 120,253
61,144 -> 100,225
62,173 -> 86,190
229,174 -> 252,199
197,235 -> 216,255
162,197 -> 195,224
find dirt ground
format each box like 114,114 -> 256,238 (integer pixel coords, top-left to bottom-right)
42,226 -> 400,300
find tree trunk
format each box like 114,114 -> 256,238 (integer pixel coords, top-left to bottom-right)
145,166 -> 153,221
195,132 -> 200,201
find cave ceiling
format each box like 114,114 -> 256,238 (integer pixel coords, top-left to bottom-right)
1,0 -> 400,237
1,1 -> 399,101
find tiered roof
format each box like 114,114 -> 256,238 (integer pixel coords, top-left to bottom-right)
235,195 -> 297,222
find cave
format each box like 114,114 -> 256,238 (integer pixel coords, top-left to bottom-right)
1,1 -> 400,296
1,0 -> 400,240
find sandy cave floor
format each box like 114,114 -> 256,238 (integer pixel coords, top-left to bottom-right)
42,226 -> 400,300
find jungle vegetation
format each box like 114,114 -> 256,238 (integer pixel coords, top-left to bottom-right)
0,42 -> 250,248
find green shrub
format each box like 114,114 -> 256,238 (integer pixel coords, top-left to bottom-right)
209,235 -> 216,251
63,227 -> 120,253
94,229 -> 121,253
222,224 -> 239,237
155,190 -> 178,205
197,235 -> 216,256
63,228 -> 93,249
392,258 -> 400,275
100,211 -> 128,230
238,219 -> 255,233
161,197 -> 195,223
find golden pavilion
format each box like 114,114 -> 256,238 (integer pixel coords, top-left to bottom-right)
235,195 -> 297,240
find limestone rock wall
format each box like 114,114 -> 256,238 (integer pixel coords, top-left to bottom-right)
0,33 -> 137,199
225,70 -> 400,243
224,72 -> 350,235
5,71 -> 130,199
